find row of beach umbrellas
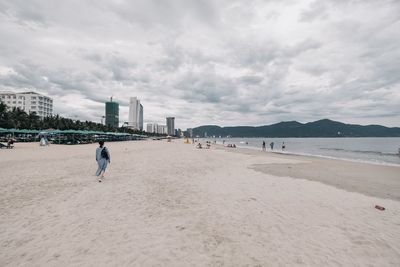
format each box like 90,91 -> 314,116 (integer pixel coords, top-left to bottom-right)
0,127 -> 147,138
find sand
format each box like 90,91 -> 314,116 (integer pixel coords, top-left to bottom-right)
250,155 -> 400,201
1,140 -> 400,266
219,146 -> 400,201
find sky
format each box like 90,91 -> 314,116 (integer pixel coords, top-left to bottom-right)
0,0 -> 399,129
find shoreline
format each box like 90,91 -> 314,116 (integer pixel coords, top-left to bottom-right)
198,137 -> 400,167
215,143 -> 400,201
240,144 -> 400,167
213,141 -> 400,167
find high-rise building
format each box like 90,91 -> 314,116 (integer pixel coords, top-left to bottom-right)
128,97 -> 143,130
0,91 -> 53,119
105,97 -> 119,128
147,123 -> 167,134
157,124 -> 167,134
166,117 -> 175,136
139,104 -> 143,131
146,123 -> 153,133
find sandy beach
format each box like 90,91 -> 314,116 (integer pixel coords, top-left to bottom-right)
1,140 -> 400,266
221,146 -> 400,201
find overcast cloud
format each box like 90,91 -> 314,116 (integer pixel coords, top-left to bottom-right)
0,0 -> 399,128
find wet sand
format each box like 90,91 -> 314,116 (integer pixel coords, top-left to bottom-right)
218,146 -> 400,201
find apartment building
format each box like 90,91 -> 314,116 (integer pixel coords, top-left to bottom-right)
0,91 -> 53,118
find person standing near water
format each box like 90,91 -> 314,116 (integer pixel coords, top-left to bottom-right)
95,141 -> 110,182
282,142 -> 286,151
270,142 -> 274,150
262,141 -> 266,151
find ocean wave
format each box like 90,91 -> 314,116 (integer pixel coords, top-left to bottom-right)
320,147 -> 399,157
272,151 -> 400,167
225,144 -> 400,167
212,139 -> 400,166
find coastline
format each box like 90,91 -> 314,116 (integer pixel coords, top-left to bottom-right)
215,144 -> 400,201
204,137 -> 400,167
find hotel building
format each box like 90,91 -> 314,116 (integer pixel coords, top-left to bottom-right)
0,91 -> 53,119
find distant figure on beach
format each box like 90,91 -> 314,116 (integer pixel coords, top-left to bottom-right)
1,139 -> 14,149
8,139 -> 14,147
282,142 -> 286,151
270,142 -> 274,150
262,141 -> 266,151
95,141 -> 110,182
40,136 -> 49,146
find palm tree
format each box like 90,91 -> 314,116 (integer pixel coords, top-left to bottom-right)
0,102 -> 166,136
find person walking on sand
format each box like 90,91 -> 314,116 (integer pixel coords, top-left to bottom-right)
262,141 -> 266,151
95,141 -> 110,182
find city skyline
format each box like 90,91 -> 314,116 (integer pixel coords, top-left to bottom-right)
0,1 -> 399,128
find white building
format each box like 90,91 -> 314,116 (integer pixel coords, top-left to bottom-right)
146,123 -> 167,134
157,124 -> 167,134
146,123 -> 154,133
0,91 -> 53,119
128,97 -> 144,130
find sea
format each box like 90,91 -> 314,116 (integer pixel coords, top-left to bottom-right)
205,137 -> 400,166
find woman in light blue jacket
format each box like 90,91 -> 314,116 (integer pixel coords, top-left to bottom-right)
95,141 -> 110,182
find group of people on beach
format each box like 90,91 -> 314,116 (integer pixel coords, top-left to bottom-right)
262,141 -> 285,151
222,140 -> 237,148
195,140 -> 213,149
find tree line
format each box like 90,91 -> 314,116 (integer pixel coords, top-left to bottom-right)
0,102 -> 164,136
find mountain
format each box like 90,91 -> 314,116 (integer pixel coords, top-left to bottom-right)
192,119 -> 400,137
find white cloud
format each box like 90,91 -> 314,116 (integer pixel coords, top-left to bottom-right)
0,0 -> 399,128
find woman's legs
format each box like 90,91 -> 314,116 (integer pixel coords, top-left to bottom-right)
96,159 -> 108,181
95,164 -> 102,176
